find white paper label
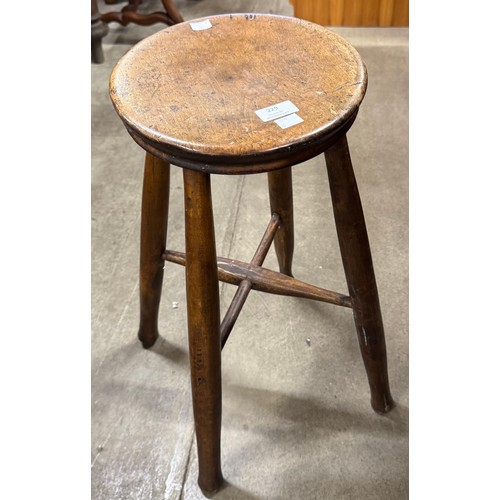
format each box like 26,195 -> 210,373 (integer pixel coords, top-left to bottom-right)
274,113 -> 304,129
190,19 -> 212,31
255,100 -> 299,122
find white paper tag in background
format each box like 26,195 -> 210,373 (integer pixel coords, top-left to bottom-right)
255,100 -> 299,122
274,113 -> 304,129
190,19 -> 212,31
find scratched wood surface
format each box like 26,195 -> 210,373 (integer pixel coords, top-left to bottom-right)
110,14 -> 366,171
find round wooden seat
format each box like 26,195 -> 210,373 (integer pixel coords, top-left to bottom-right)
110,14 -> 367,174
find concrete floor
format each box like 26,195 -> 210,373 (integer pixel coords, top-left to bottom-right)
92,1 -> 408,498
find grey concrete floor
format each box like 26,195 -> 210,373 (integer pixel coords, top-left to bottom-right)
92,2 -> 408,498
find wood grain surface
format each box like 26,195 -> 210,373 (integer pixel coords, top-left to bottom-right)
325,136 -> 394,414
183,169 -> 223,494
137,152 -> 170,349
290,0 -> 409,26
110,14 -> 366,173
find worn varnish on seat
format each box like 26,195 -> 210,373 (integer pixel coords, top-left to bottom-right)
110,14 -> 366,173
109,13 -> 394,497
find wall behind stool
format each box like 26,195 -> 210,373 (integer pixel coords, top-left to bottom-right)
290,0 -> 409,26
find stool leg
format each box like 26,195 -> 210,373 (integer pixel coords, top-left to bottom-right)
160,0 -> 184,23
183,169 -> 223,495
325,135 -> 395,414
91,0 -> 108,64
268,168 -> 294,276
138,153 -> 170,348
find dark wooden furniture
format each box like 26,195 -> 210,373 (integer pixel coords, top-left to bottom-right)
110,14 -> 394,495
99,0 -> 183,26
91,0 -> 109,63
91,0 -> 184,63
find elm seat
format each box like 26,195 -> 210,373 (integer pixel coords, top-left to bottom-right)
110,14 -> 366,173
109,13 -> 394,496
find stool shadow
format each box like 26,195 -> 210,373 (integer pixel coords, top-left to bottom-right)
149,334 -> 188,364
224,383 -> 408,438
214,481 -> 260,500
92,334 -> 187,378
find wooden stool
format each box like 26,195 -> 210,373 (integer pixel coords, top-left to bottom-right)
110,14 -> 394,495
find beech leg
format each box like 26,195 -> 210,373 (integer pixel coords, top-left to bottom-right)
138,153 -> 170,348
325,135 -> 395,414
91,0 -> 108,63
183,169 -> 224,495
160,0 -> 184,23
267,167 -> 294,276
